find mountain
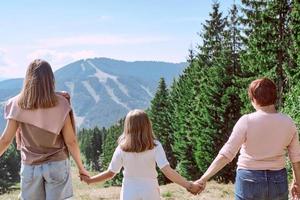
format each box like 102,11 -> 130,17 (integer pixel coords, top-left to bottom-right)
0,57 -> 186,130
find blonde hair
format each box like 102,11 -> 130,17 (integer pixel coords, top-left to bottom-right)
119,109 -> 156,152
18,59 -> 58,109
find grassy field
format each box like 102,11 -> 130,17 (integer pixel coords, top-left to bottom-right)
0,168 -> 234,200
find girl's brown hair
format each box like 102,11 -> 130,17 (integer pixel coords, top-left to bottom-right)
119,109 -> 156,152
18,59 -> 58,109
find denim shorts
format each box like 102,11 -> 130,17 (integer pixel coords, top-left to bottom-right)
20,159 -> 73,200
235,168 -> 288,200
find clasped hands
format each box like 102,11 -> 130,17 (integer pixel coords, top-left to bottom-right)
79,172 -> 207,196
186,179 -> 206,195
291,182 -> 300,200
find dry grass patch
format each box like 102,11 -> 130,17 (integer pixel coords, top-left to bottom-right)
0,167 -> 234,200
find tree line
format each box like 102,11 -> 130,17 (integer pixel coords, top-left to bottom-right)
1,0 -> 300,191
0,142 -> 20,194
86,0 -> 300,184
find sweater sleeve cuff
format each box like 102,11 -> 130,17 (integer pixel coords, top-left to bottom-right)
219,148 -> 235,162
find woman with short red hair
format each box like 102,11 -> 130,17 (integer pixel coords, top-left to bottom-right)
195,78 -> 300,200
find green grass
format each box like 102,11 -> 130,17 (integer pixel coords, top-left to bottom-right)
162,191 -> 173,198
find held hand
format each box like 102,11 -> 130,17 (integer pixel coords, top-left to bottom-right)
80,174 -> 91,185
291,182 -> 300,200
78,168 -> 90,180
187,181 -> 204,195
195,179 -> 207,194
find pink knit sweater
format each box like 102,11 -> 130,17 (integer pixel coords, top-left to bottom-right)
219,110 -> 300,170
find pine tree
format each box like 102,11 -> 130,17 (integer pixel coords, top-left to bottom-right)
240,0 -> 294,109
208,4 -> 243,182
101,119 -> 124,186
78,127 -> 105,171
90,127 -> 104,171
0,142 -> 20,194
169,52 -> 202,179
171,2 -> 244,183
288,0 -> 300,81
148,77 -> 177,184
190,1 -> 228,181
169,2 -> 229,181
282,0 -> 300,126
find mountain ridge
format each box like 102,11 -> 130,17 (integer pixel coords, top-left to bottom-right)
0,57 -> 186,130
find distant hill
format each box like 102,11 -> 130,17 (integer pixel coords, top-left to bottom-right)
0,57 -> 186,130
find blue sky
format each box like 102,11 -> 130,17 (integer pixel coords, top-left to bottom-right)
0,0 -> 238,78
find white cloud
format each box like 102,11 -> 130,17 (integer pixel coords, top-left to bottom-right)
27,49 -> 97,69
36,34 -> 173,48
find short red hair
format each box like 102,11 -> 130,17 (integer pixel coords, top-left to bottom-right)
248,78 -> 277,106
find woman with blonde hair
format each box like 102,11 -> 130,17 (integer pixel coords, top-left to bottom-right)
0,59 -> 88,200
81,109 -> 202,200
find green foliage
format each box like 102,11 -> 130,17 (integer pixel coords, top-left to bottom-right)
240,0 -> 294,109
76,0 -> 299,187
0,142 -> 21,194
188,2 -> 243,183
78,127 -> 106,171
283,0 -> 300,180
146,0 -> 299,184
192,1 -> 227,180
100,119 -> 124,186
289,0 -> 300,81
283,83 -> 300,128
169,60 -> 202,179
148,78 -> 177,184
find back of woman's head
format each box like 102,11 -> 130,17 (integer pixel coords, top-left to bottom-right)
18,59 -> 57,109
119,109 -> 156,152
248,78 -> 277,106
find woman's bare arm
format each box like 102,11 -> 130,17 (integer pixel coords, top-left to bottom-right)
161,164 -> 202,194
81,170 -> 115,184
291,162 -> 300,198
196,154 -> 230,183
0,119 -> 18,156
62,114 -> 89,176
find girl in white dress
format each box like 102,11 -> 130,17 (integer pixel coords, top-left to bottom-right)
81,109 -> 201,200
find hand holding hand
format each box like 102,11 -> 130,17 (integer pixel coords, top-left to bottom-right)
291,182 -> 300,200
80,174 -> 91,184
78,168 -> 90,181
194,179 -> 206,194
186,181 -> 204,195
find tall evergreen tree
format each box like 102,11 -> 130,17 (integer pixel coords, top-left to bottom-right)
148,77 -> 177,184
169,50 -> 202,179
240,0 -> 294,109
100,119 -> 124,186
78,127 -> 106,171
170,2 -> 230,181
282,0 -> 300,126
190,1 -> 228,181
90,127 -> 104,171
208,4 -> 243,182
288,0 -> 300,81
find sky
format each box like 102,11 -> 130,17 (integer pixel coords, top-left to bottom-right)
0,0 -> 238,78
